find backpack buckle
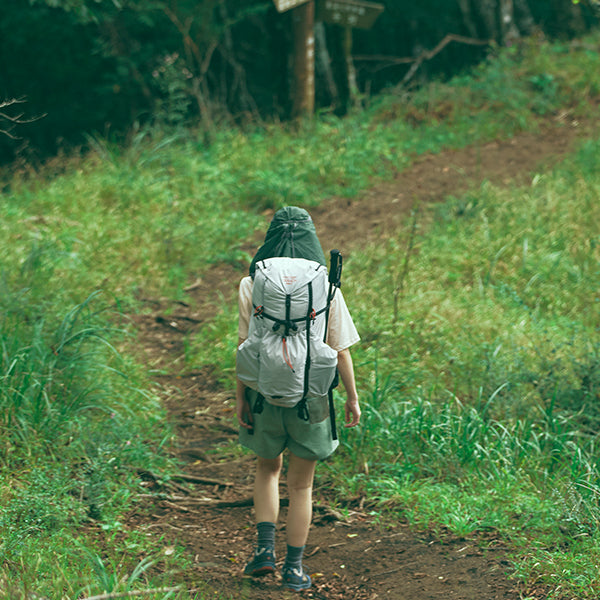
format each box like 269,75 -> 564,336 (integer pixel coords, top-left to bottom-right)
252,393 -> 265,414
296,398 -> 309,422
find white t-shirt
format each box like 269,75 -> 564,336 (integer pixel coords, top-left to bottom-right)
237,275 -> 359,352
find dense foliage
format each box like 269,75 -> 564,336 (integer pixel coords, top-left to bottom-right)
0,0 -> 598,161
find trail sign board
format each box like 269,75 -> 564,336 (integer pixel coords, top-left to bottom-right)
273,0 -> 312,13
316,0 -> 384,29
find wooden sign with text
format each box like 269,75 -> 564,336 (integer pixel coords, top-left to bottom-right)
316,0 -> 384,29
273,0 -> 312,13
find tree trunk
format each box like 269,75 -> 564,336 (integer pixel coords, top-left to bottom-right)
328,24 -> 350,114
343,27 -> 360,108
314,22 -> 340,108
468,0 -> 522,45
456,0 -> 479,38
498,0 -> 520,45
551,0 -> 586,35
474,0 -> 500,41
291,1 -> 315,118
217,0 -> 259,118
513,0 -> 535,35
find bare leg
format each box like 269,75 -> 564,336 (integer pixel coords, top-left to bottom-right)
254,455 -> 283,524
244,456 -> 282,576
286,453 -> 317,547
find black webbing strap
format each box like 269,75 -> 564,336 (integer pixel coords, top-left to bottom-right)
285,293 -> 292,336
323,285 -> 338,340
251,391 -> 264,414
253,305 -> 326,327
324,250 -> 342,441
328,388 -> 338,440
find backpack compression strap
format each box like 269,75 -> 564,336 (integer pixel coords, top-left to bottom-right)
296,282 -> 314,421
252,285 -> 322,422
324,250 -> 342,440
252,303 -> 327,333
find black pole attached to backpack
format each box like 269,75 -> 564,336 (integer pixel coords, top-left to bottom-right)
325,249 -> 342,441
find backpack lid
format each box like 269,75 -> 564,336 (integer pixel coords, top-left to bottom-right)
249,206 -> 326,277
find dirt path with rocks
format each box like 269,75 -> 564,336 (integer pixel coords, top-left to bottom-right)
126,109 -> 597,599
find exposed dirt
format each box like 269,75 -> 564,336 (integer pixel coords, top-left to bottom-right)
126,109 -> 598,599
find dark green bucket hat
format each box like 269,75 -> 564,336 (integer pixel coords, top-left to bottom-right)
249,206 -> 326,277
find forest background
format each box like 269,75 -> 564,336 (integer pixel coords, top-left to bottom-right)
1,0 -> 599,162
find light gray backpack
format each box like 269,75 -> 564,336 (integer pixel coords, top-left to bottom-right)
236,257 -> 338,411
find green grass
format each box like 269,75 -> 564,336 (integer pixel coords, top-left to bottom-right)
1,29 -> 600,599
319,137 -> 600,598
5,32 -> 600,304
0,287 -> 182,598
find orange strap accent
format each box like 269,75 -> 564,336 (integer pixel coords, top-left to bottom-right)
282,337 -> 295,372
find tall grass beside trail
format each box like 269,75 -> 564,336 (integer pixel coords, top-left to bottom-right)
0,266 -> 185,597
319,137 -> 600,599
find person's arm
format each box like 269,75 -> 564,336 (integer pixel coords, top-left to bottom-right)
236,337 -> 253,430
337,348 -> 360,427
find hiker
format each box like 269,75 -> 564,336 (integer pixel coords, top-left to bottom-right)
235,206 -> 361,592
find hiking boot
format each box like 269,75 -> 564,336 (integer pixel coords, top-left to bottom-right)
243,547 -> 276,577
282,565 -> 312,591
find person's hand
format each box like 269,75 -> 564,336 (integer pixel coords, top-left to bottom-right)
236,377 -> 253,430
237,392 -> 253,430
344,395 -> 361,428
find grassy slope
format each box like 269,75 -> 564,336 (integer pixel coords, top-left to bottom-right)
1,31 -> 599,599
338,139 -> 600,598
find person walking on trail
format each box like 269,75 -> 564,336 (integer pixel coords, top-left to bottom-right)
235,206 -> 361,592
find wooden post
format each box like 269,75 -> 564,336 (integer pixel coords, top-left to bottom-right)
343,26 -> 359,108
291,0 -> 315,117
315,22 -> 340,107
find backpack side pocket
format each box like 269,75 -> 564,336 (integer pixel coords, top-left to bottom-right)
236,337 -> 260,390
307,338 -> 338,398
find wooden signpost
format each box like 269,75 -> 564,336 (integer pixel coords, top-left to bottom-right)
317,0 -> 384,107
272,0 -> 312,13
291,1 -> 315,116
272,0 -> 384,116
316,0 -> 384,30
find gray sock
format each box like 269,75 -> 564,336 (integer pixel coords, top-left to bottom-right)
284,544 -> 305,570
256,521 -> 276,551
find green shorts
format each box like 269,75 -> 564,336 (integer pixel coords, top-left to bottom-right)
239,389 -> 339,461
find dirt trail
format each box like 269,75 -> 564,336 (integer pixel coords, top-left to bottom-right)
128,111 -> 596,599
